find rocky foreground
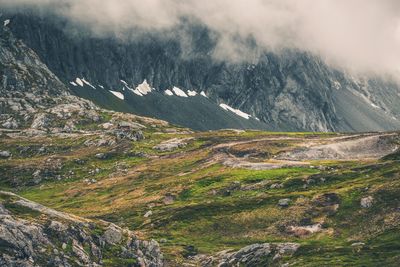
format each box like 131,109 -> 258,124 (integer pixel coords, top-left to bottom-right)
0,191 -> 163,267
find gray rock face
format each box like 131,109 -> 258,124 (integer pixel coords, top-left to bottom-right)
194,242 -> 300,267
0,21 -> 104,134
7,13 -> 400,132
31,113 -> 50,129
0,191 -> 164,266
2,118 -> 18,129
103,224 -> 123,244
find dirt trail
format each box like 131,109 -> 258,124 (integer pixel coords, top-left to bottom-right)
210,133 -> 399,170
277,133 -> 398,161
210,136 -> 311,170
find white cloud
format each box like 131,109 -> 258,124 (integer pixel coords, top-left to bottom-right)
2,0 -> 400,77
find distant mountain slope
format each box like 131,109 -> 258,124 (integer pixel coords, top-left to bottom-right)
69,79 -> 269,131
0,14 -> 268,131
5,12 -> 400,132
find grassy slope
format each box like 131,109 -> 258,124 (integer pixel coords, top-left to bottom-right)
1,128 -> 400,266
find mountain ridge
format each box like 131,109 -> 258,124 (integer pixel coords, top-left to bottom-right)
4,12 -> 400,132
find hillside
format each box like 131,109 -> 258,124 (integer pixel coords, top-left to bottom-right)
2,120 -> 400,266
1,6 -> 400,267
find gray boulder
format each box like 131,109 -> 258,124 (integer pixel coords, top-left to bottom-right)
103,225 -> 123,244
0,150 -> 11,158
117,121 -> 146,130
278,198 -> 291,207
2,118 -> 19,129
31,113 -> 51,129
114,129 -> 144,141
154,138 -> 192,152
360,196 -> 374,208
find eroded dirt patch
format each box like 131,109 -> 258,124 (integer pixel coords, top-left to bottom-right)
277,133 -> 399,161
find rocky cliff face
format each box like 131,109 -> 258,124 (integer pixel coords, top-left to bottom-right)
0,191 -> 163,266
5,12 -> 400,132
0,17 -> 102,132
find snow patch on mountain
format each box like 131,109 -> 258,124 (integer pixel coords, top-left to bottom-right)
121,80 -> 138,96
72,78 -> 96,89
135,80 -> 152,95
120,80 -> 129,87
3,19 -> 10,27
333,81 -> 341,90
164,89 -> 174,96
172,87 -> 188,97
220,103 -> 251,119
200,91 -> 207,97
82,78 -> 96,89
349,87 -> 381,110
109,90 -> 124,100
121,80 -> 133,90
187,90 -> 197,96
121,80 -> 152,97
75,78 -> 84,87
132,89 -> 143,96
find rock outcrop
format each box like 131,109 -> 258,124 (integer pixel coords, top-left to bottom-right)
153,138 -> 192,152
192,242 -> 300,267
0,191 -> 164,266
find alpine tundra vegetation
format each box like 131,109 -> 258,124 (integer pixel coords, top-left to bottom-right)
1,1 -> 400,266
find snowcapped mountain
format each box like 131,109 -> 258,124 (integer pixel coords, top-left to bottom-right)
68,77 -> 268,130
4,12 -> 400,132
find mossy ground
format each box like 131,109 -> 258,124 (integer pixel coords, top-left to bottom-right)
1,129 -> 400,266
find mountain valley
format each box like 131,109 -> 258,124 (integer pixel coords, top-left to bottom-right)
0,6 -> 400,267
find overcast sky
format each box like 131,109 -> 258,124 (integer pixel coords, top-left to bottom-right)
2,0 -> 400,78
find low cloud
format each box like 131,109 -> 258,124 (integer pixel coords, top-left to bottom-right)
2,0 -> 400,77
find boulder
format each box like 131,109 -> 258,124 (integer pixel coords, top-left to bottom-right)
0,150 -> 11,158
163,194 -> 176,205
287,223 -> 322,237
270,183 -> 283,189
153,138 -> 192,152
114,129 -> 144,141
102,122 -> 114,129
95,153 -> 107,159
47,220 -> 67,232
117,121 -> 146,130
31,113 -> 51,129
144,210 -> 153,218
278,198 -> 291,207
313,193 -> 340,207
360,196 -> 374,208
72,239 -> 90,264
103,225 -> 123,244
2,118 -> 18,129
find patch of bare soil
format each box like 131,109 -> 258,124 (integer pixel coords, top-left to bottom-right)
277,133 -> 399,161
209,137 -> 311,170
222,157 -> 309,170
